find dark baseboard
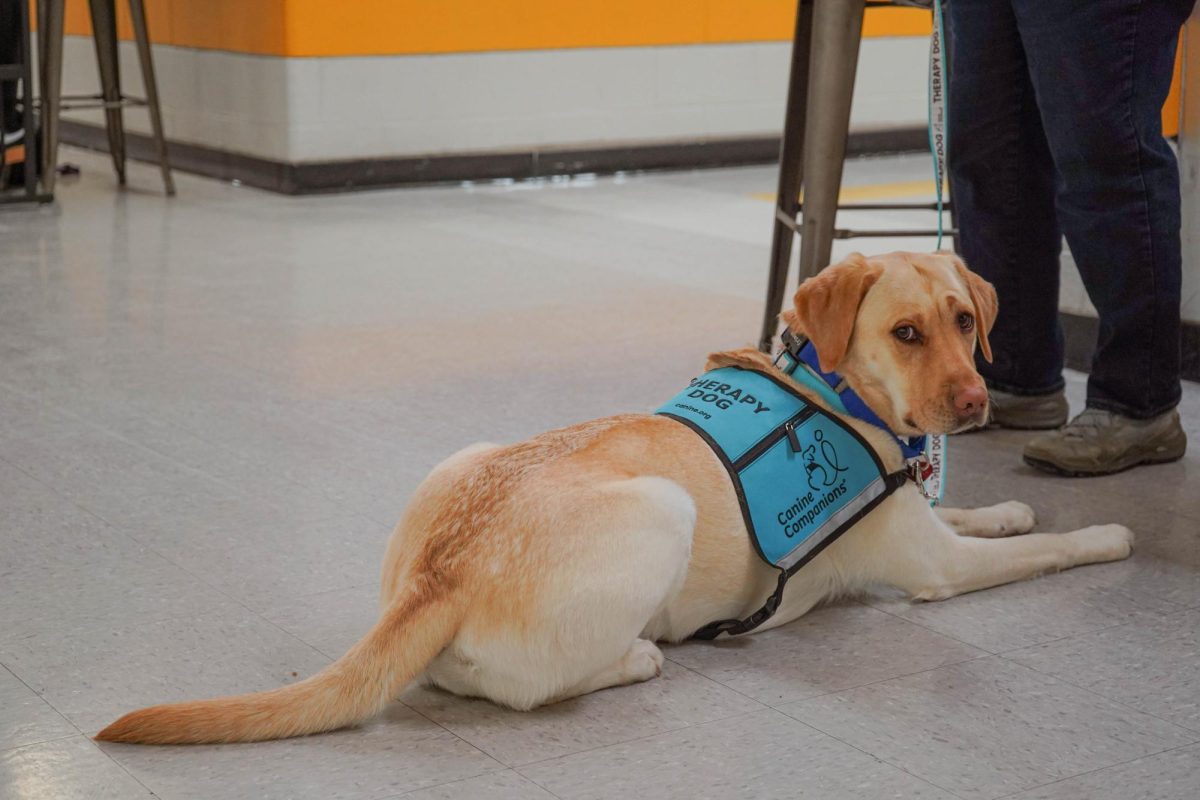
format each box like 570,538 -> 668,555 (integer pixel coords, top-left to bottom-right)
1061,311 -> 1200,383
58,120 -> 929,195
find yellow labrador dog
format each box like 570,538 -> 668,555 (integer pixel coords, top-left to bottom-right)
97,251 -> 1133,745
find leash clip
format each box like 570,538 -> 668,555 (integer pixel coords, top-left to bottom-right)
907,433 -> 947,506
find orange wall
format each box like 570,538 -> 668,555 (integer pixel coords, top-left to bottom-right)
59,0 -> 286,55
1165,40 -> 1185,137
284,2 -> 930,57
58,1 -> 928,56
53,0 -> 1181,135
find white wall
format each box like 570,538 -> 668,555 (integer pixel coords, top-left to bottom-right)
58,36 -> 929,163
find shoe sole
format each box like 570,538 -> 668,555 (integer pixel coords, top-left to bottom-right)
957,419 -> 1064,435
1023,450 -> 1185,478
990,420 -> 1066,431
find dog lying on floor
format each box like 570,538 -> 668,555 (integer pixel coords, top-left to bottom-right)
96,251 -> 1133,745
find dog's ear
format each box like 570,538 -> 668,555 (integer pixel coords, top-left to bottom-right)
944,253 -> 998,363
786,253 -> 883,372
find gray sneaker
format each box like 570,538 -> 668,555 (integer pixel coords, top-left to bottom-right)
1023,408 -> 1187,477
987,388 -> 1069,430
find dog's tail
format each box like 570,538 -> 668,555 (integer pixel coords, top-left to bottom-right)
94,584 -> 459,745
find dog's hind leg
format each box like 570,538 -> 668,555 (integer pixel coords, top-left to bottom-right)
550,639 -> 666,703
423,475 -> 695,710
936,501 -> 1037,538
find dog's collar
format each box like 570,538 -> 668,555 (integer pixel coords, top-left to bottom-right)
777,329 -> 927,460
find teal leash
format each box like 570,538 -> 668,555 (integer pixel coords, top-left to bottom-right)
929,1 -> 950,505
927,0 -> 948,251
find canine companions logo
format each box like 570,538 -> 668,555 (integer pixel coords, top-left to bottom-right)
776,428 -> 851,538
802,429 -> 848,491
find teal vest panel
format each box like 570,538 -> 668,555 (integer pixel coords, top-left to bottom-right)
656,366 -> 906,638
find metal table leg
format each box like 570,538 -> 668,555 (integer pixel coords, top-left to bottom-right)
759,0 -> 814,353
37,0 -> 65,194
760,1 -> 955,351
88,0 -> 127,186
795,0 -> 866,283
128,0 -> 173,195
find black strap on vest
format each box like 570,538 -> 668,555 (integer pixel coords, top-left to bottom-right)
690,467 -> 910,641
691,570 -> 790,640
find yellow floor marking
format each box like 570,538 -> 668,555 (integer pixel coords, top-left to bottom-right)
751,179 -> 943,204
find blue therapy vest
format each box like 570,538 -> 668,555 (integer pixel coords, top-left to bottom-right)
656,366 -> 908,639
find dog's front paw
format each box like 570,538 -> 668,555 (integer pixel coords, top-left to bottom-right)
995,501 -> 1037,535
963,500 -> 1037,537
1071,524 -> 1135,563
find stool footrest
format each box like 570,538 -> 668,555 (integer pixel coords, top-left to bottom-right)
777,201 -> 955,215
833,228 -> 959,239
828,201 -> 954,211
55,93 -> 149,112
775,202 -> 957,240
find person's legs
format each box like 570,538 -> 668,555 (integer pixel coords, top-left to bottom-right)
947,0 -> 1064,399
1015,0 -> 1192,418
1008,0 -> 1191,475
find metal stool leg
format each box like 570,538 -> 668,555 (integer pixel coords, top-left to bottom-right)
38,0 -> 65,194
759,0 -> 814,353
127,0 -> 173,195
796,0 -> 866,282
88,0 -> 126,186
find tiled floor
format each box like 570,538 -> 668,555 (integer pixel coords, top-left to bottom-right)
1,149 -> 1198,800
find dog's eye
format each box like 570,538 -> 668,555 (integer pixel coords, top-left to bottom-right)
893,325 -> 919,343
958,312 -> 975,332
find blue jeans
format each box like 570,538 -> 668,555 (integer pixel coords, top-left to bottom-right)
947,0 -> 1193,418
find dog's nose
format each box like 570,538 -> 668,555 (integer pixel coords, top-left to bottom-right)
954,385 -> 988,417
